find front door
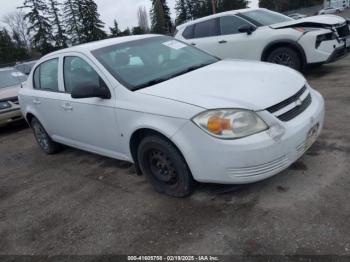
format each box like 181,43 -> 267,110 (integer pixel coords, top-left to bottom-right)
54,55 -> 123,159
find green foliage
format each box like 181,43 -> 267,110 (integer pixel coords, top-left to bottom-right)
47,0 -> 67,48
259,0 -> 324,12
150,0 -> 173,34
20,0 -> 55,55
132,26 -> 145,35
110,20 -> 121,37
79,0 -> 107,42
176,0 -> 248,24
63,0 -> 82,44
0,28 -> 29,65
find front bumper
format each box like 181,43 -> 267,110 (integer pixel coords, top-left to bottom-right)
0,105 -> 23,127
299,31 -> 350,64
326,39 -> 350,63
172,89 -> 325,184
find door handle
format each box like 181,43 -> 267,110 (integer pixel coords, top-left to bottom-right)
62,103 -> 73,111
33,99 -> 41,105
190,43 -> 196,46
218,40 -> 227,44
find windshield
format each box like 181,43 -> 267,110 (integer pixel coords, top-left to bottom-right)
238,9 -> 293,26
92,36 -> 218,90
0,69 -> 27,89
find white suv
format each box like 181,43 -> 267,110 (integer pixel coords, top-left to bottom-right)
175,8 -> 350,71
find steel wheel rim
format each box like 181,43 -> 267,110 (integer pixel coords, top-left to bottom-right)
34,123 -> 49,151
147,149 -> 178,185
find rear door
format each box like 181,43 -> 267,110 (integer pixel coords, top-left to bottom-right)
188,18 -> 221,57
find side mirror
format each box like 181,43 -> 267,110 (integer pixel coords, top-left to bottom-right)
71,84 -> 111,99
238,25 -> 256,35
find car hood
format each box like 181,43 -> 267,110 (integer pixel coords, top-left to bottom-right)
0,85 -> 21,100
137,60 -> 306,111
271,15 -> 346,29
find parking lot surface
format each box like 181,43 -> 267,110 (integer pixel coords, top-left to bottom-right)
1,56 -> 350,256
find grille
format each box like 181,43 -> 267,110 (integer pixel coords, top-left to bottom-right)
7,97 -> 19,104
267,86 -> 312,122
336,24 -> 350,38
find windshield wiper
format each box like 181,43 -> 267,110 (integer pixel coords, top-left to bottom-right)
133,62 -> 213,91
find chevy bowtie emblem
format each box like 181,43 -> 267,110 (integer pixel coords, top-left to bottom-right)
295,98 -> 303,107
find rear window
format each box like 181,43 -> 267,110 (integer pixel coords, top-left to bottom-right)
194,19 -> 219,38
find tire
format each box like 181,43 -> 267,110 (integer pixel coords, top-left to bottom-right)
267,47 -> 302,71
31,118 -> 62,154
137,135 -> 196,197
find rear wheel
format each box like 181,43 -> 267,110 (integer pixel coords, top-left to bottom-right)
31,118 -> 62,154
267,47 -> 302,71
137,135 -> 196,197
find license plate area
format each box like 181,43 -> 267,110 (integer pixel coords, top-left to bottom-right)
305,123 -> 319,151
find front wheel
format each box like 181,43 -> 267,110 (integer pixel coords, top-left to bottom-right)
267,47 -> 302,71
137,136 -> 196,197
31,118 -> 62,154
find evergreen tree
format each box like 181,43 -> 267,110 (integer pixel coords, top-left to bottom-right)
150,0 -> 173,34
109,19 -> 121,37
119,28 -> 131,36
132,26 -> 145,35
47,0 -> 67,48
217,0 -> 248,12
0,28 -> 29,65
20,0 -> 54,55
63,0 -> 82,44
175,0 -> 188,25
259,0 -> 323,12
79,0 -> 107,42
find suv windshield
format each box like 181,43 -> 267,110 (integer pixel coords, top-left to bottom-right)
238,9 -> 293,26
0,69 -> 27,89
92,36 -> 218,91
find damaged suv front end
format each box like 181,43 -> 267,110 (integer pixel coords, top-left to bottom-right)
272,15 -> 350,65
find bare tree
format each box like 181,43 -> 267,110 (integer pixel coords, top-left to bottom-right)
2,11 -> 31,49
137,6 -> 150,33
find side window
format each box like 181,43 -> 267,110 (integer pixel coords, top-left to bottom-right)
220,16 -> 252,35
194,19 -> 219,39
33,59 -> 59,91
182,25 -> 194,39
63,56 -> 107,93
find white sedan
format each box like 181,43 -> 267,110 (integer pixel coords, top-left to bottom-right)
19,35 -> 325,197
318,7 -> 342,15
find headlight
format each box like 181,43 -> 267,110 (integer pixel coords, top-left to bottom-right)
0,101 -> 11,110
192,109 -> 268,139
316,32 -> 337,48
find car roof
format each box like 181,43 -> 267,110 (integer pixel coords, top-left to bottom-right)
43,34 -> 161,59
176,7 -> 262,29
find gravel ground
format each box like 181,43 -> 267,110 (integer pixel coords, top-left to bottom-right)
0,43 -> 350,258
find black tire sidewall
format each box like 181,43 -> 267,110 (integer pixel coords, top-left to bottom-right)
31,118 -> 60,154
267,47 -> 302,71
137,136 -> 195,197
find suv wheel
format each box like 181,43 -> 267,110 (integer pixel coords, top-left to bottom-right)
31,118 -> 62,154
267,47 -> 302,71
137,135 -> 196,197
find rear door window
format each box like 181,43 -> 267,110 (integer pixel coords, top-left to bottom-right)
33,58 -> 59,91
193,19 -> 219,38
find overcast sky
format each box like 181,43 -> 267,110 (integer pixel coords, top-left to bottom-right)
0,0 -> 259,31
